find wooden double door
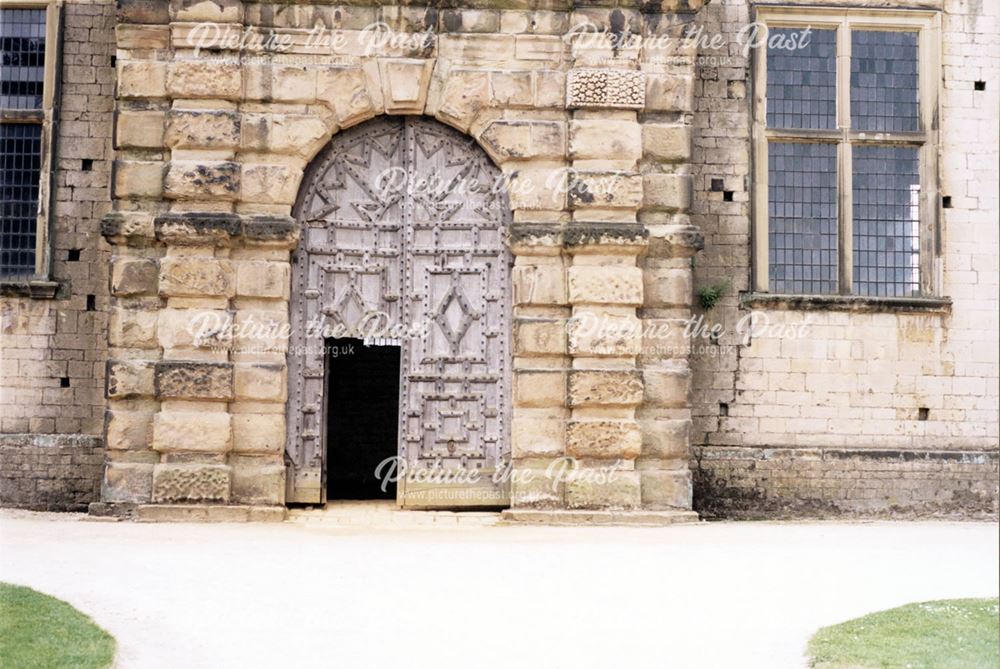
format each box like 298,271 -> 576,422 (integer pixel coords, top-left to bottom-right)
286,116 -> 512,508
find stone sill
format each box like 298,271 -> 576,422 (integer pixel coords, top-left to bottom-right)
0,280 -> 62,299
742,293 -> 952,314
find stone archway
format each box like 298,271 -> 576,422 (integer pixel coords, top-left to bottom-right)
285,116 -> 512,508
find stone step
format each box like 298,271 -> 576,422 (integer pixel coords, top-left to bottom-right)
288,501 -> 501,528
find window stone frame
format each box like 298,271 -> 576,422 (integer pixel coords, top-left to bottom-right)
750,6 -> 942,301
0,0 -> 62,295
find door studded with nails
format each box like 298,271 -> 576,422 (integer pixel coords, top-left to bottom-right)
287,116 -> 512,508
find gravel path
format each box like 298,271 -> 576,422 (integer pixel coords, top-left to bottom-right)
1,511 -> 996,669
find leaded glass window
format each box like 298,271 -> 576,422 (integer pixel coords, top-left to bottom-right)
0,5 -> 56,280
754,10 -> 938,298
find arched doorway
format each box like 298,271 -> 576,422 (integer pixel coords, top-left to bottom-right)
286,116 -> 512,509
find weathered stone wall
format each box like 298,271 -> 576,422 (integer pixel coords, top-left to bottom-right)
688,0 -> 1000,517
0,0 -> 114,510
0,434 -> 104,511
100,0 -> 706,520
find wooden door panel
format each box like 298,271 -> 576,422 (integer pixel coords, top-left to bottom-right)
288,117 -> 510,508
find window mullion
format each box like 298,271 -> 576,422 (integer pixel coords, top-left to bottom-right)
838,18 -> 853,295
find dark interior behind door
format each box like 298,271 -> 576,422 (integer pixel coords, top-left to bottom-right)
325,338 -> 400,500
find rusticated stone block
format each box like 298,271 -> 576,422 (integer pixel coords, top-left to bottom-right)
490,71 -> 532,106
643,174 -> 692,212
111,258 -> 158,296
316,67 -> 375,127
645,73 -> 694,113
158,308 -> 233,351
567,312 -> 641,357
514,370 -> 566,408
169,0 -> 242,22
640,469 -> 692,509
511,414 -> 564,457
103,462 -> 153,504
479,120 -> 565,161
642,368 -> 690,408
116,111 -> 164,149
642,124 -> 691,162
153,213 -> 240,247
152,464 -> 231,504
117,0 -> 169,24
164,110 -> 240,150
230,458 -> 284,505
640,418 -> 690,459
568,370 -> 642,407
643,266 -> 692,307
566,420 -> 642,459
101,212 -> 155,246
166,61 -> 241,100
506,167 -> 567,211
569,171 -> 642,209
568,266 -> 643,305
164,161 -> 240,201
154,361 -> 233,401
240,114 -> 329,159
109,307 -> 158,349
159,257 -> 234,298
114,161 -> 164,199
116,24 -> 169,50
567,69 -> 645,109
436,69 -> 490,132
153,411 -> 232,453
106,359 -> 155,398
513,318 -> 567,356
232,414 -> 285,454
117,61 -> 166,99
235,261 -> 289,299
241,164 -> 300,205
233,363 -> 286,402
105,410 -> 153,450
511,465 -> 564,508
569,120 -> 641,161
565,470 -> 641,510
512,265 -> 567,306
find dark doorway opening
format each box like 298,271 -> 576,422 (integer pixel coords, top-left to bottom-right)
325,337 -> 400,500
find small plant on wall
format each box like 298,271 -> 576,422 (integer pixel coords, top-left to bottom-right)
697,279 -> 731,311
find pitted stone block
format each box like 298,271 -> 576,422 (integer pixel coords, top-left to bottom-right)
568,266 -> 643,306
164,110 -> 240,150
152,464 -> 231,504
566,420 -> 642,459
164,161 -> 240,201
565,470 -> 641,510
111,258 -> 158,296
158,257 -> 234,298
106,359 -> 156,398
103,462 -> 154,504
568,369 -> 643,407
153,411 -> 232,453
154,361 -> 234,401
567,69 -> 645,109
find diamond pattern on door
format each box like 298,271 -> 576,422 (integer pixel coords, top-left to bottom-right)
287,117 -> 511,507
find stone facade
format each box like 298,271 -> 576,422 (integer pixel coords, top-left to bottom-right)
0,0 -> 114,510
91,0 -> 706,522
0,0 -> 996,520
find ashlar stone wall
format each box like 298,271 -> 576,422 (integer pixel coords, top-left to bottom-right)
0,0 -> 115,511
687,0 -> 999,518
102,0 -> 707,519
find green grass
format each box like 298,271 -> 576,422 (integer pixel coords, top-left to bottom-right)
808,598 -> 1000,669
0,583 -> 115,669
